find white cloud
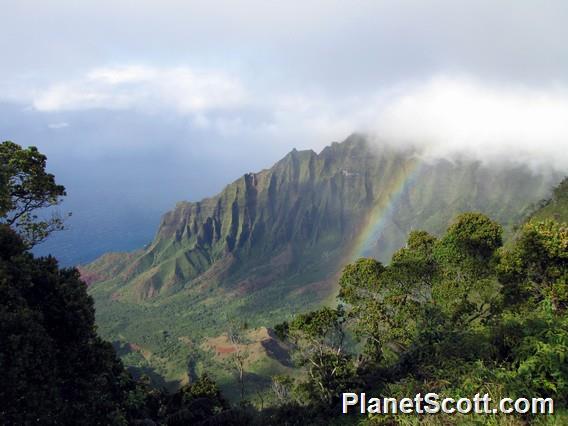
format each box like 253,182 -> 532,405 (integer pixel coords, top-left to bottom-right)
86,66 -> 157,84
32,65 -> 248,114
18,67 -> 568,172
47,122 -> 69,129
211,76 -> 568,172
369,76 -> 568,171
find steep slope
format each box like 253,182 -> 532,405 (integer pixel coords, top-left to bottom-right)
528,177 -> 568,223
85,134 -> 558,384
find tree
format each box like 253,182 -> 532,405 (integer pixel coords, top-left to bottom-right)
338,232 -> 436,362
490,219 -> 568,403
271,375 -> 293,405
431,212 -> 503,324
225,320 -> 250,401
269,211 -> 568,422
338,258 -> 387,360
335,214 -> 503,378
164,373 -> 229,424
499,219 -> 567,312
0,225 -> 135,424
277,306 -> 354,406
0,141 -> 67,247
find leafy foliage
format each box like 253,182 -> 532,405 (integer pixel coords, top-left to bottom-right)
0,225 -> 134,423
0,141 -> 67,247
0,222 -> 242,424
499,219 -> 567,311
271,209 -> 567,424
277,306 -> 355,406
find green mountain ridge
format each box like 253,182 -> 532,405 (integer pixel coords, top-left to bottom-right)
85,134 -> 560,384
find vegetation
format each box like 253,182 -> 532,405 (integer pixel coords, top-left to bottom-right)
528,177 -> 568,223
0,144 -> 248,425
271,212 -> 567,424
2,141 -> 566,424
0,141 -> 67,247
0,235 -> 244,423
5,208 -> 565,424
0,224 -> 133,423
86,136 -> 556,387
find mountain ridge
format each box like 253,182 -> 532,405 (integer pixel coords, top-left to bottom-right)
85,134 -> 558,302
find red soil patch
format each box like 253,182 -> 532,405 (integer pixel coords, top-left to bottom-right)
215,346 -> 237,355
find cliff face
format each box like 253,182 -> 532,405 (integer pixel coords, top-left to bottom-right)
85,135 -> 554,304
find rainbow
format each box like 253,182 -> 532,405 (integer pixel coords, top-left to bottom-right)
347,159 -> 422,261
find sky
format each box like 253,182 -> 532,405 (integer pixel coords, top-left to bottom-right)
1,0 -> 568,264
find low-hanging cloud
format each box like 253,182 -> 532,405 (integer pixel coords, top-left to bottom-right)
17,67 -> 568,173
367,76 -> 568,171
233,76 -> 568,173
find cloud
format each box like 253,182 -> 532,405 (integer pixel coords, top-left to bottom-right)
15,67 -> 568,173
224,76 -> 567,172
86,66 -> 156,84
32,65 -> 248,114
4,0 -> 568,91
47,122 -> 69,129
369,76 -> 568,171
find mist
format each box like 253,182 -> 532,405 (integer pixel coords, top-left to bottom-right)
366,76 -> 568,172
